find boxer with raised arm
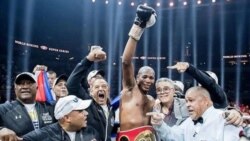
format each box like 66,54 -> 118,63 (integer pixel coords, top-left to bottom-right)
117,5 -> 157,141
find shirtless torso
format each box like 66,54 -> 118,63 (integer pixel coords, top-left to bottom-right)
120,84 -> 155,131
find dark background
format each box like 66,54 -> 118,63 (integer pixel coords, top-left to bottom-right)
0,0 -> 249,104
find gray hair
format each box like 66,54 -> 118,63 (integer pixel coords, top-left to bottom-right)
155,78 -> 175,88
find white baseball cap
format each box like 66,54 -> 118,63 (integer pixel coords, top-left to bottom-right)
15,72 -> 36,84
54,95 -> 92,120
173,80 -> 184,93
205,71 -> 218,84
87,70 -> 105,82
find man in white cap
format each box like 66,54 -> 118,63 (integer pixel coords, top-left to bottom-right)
87,70 -> 105,88
173,80 -> 185,98
0,72 -> 56,141
22,95 -> 99,141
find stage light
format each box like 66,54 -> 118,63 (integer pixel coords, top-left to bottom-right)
156,2 -> 161,7
105,0 -> 109,4
169,2 -> 174,7
118,1 -> 122,5
183,1 -> 187,6
197,0 -> 202,4
92,0 -> 95,3
212,0 -> 216,3
143,3 -> 147,6
131,2 -> 135,6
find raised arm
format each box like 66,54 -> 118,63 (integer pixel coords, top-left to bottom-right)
122,5 -> 156,89
67,46 -> 106,99
168,62 -> 228,108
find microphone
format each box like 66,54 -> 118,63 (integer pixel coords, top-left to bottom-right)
239,126 -> 250,140
193,131 -> 197,137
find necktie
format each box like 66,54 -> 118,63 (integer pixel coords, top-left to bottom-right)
193,117 -> 203,125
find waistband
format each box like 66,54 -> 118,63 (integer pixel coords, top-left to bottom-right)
116,126 -> 156,141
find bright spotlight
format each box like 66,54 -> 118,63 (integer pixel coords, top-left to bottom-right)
131,2 -> 135,6
105,0 -> 109,4
197,0 -> 202,4
212,0 -> 216,3
169,2 -> 174,7
183,1 -> 187,5
118,1 -> 122,5
92,0 -> 95,3
143,3 -> 147,6
156,2 -> 161,7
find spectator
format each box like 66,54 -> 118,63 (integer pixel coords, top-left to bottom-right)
0,72 -> 56,141
67,46 -> 115,141
22,95 -> 100,141
148,86 -> 242,141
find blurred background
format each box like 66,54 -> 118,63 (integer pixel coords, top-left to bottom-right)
0,0 -> 249,109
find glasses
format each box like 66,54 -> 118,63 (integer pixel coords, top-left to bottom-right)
156,87 -> 173,94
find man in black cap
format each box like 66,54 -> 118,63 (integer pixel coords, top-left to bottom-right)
52,74 -> 69,101
0,72 -> 56,141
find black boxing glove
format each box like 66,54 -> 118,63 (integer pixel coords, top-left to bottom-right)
129,5 -> 157,41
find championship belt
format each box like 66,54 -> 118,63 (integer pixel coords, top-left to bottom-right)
116,126 -> 156,141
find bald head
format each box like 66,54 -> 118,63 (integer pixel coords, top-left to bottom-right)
186,86 -> 211,100
138,66 -> 155,77
185,86 -> 213,120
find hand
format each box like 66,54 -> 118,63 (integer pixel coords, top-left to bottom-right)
86,46 -> 107,62
167,62 -> 189,73
0,128 -> 23,141
146,112 -> 164,126
223,109 -> 243,126
33,64 -> 48,73
153,99 -> 161,113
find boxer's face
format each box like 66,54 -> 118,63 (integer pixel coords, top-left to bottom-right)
137,69 -> 155,94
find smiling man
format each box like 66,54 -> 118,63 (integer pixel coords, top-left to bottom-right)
118,4 -> 157,141
0,72 -> 56,141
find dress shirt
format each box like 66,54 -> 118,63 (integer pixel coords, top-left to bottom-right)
154,106 -> 242,141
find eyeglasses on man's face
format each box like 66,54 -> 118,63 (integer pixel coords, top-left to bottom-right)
156,87 -> 173,94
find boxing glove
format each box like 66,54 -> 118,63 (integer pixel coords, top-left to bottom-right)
129,5 -> 157,41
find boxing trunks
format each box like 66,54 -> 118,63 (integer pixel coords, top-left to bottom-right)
116,125 -> 156,141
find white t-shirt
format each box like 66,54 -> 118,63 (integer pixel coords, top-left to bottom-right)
24,103 -> 39,130
65,131 -> 76,141
101,105 -> 109,119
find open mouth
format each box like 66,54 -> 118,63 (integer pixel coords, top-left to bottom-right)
98,92 -> 105,100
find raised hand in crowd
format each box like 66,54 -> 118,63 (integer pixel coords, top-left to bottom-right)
86,45 -> 106,62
